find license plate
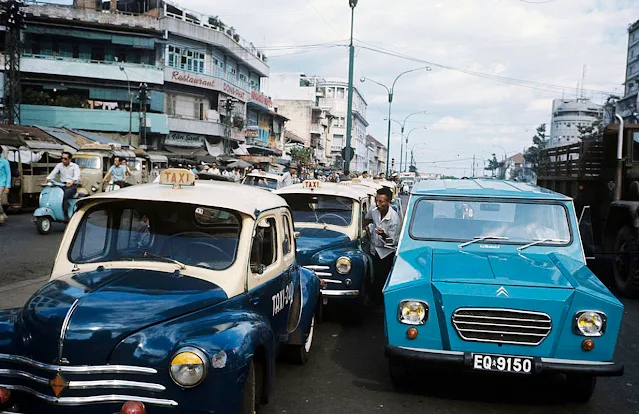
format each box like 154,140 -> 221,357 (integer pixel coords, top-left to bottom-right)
472,354 -> 533,374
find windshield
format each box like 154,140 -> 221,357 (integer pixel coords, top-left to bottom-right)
73,156 -> 101,170
280,194 -> 353,227
409,199 -> 571,245
132,159 -> 143,171
243,175 -> 278,190
69,201 -> 242,270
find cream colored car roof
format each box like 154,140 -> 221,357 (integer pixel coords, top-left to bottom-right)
275,182 -> 369,200
246,171 -> 284,182
81,180 -> 287,218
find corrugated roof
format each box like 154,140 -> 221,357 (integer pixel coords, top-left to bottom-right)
70,130 -> 115,145
36,126 -> 84,150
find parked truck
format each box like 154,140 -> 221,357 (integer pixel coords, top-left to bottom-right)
537,121 -> 639,297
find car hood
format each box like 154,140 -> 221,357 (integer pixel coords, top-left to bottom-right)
18,268 -> 227,365
295,227 -> 352,264
431,249 -> 574,289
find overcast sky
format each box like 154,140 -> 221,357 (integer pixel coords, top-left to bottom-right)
56,1 -> 639,175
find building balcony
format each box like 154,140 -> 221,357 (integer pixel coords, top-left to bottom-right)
20,105 -> 169,134
310,123 -> 324,135
167,117 -> 225,137
20,54 -> 164,85
331,145 -> 342,152
160,9 -> 269,77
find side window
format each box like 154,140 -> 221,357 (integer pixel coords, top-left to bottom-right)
250,217 -> 279,273
70,209 -> 109,261
282,214 -> 293,256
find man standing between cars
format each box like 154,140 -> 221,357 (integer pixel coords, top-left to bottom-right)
364,186 -> 400,306
46,151 -> 81,219
102,156 -> 131,188
0,154 -> 11,224
282,164 -> 297,187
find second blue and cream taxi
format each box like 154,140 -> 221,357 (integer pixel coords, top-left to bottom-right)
385,179 -> 623,402
275,180 -> 373,318
0,169 -> 319,414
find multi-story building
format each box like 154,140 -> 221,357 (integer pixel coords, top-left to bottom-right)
158,1 -> 282,158
268,73 -> 333,166
316,78 -> 369,172
366,134 -> 387,176
548,98 -> 603,148
15,1 -> 169,148
618,18 -> 639,121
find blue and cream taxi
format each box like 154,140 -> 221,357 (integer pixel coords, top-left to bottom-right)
275,180 -> 373,317
385,179 -> 623,401
0,169 -> 320,414
241,170 -> 286,191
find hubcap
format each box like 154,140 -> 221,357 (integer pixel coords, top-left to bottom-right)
304,317 -> 315,353
41,219 -> 51,232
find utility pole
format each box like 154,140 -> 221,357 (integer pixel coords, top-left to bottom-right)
223,98 -> 237,155
137,83 -> 149,147
2,0 -> 26,125
344,0 -> 358,172
472,155 -> 475,178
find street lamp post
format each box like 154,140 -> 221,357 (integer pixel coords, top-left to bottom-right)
360,66 -> 431,176
344,0 -> 358,172
404,126 -> 427,172
384,111 -> 427,172
119,65 -> 133,146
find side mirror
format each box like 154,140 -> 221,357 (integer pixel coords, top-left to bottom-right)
294,231 -> 301,239
250,264 -> 265,275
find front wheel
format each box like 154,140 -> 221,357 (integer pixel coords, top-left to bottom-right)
36,217 -> 52,235
239,360 -> 263,414
566,375 -> 596,403
613,226 -> 639,298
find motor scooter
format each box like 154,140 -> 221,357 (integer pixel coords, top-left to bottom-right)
104,180 -> 121,192
33,181 -> 88,235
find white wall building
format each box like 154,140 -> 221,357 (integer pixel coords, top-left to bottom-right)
548,98 -> 603,148
619,19 -> 639,121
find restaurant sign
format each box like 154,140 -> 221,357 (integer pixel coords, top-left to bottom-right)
250,90 -> 273,109
165,132 -> 205,148
166,68 -> 248,102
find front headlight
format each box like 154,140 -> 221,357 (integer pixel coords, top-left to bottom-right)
91,186 -> 97,192
574,311 -> 607,337
398,300 -> 429,325
169,347 -> 208,388
335,257 -> 352,274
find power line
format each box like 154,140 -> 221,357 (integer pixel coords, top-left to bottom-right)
306,0 -> 342,39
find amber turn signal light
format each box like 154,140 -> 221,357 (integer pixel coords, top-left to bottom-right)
406,327 -> 419,340
582,339 -> 595,352
121,401 -> 146,414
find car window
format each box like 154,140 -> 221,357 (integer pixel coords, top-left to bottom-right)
250,217 -> 279,273
69,201 -> 242,270
282,214 -> 293,256
243,175 -> 278,189
281,194 -> 353,227
409,198 -> 571,244
70,209 -> 109,260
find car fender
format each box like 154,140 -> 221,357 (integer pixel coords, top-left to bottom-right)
312,246 -> 370,290
0,309 -> 20,354
287,266 -> 320,345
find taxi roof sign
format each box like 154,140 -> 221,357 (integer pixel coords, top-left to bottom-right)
302,180 -> 322,189
159,168 -> 196,188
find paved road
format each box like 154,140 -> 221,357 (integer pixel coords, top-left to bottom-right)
0,208 -> 637,413
0,211 -> 63,286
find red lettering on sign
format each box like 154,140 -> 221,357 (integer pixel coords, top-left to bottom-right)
171,173 -> 177,183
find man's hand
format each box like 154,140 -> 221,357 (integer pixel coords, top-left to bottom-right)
66,182 -> 73,188
375,228 -> 387,237
3,188 -> 8,194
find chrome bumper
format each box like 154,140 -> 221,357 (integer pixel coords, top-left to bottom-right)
321,289 -> 360,297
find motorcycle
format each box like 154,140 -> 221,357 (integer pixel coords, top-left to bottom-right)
33,181 -> 88,235
104,180 -> 121,192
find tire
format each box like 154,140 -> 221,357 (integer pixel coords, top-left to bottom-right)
315,295 -> 324,324
613,226 -> 639,298
36,217 -> 52,235
239,360 -> 260,414
388,359 -> 411,390
284,316 -> 314,365
566,375 -> 596,403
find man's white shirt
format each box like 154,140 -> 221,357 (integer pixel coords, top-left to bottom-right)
365,206 -> 401,259
47,162 -> 81,184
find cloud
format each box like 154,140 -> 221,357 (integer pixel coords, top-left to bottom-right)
173,0 -> 637,174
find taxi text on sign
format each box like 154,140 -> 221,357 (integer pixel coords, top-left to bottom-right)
159,168 -> 196,187
303,180 -> 322,189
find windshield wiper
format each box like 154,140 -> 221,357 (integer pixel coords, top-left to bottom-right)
517,238 -> 569,252
114,253 -> 186,270
458,236 -> 509,249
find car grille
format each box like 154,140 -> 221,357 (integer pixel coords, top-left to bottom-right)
0,353 -> 177,407
452,308 -> 552,346
303,265 -> 332,278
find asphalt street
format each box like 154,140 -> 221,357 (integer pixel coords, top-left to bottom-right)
0,210 -> 637,413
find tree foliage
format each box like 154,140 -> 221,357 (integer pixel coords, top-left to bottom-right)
290,146 -> 315,169
484,153 -> 505,179
524,123 -> 547,174
577,120 -> 604,142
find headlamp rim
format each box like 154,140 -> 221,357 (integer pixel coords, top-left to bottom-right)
397,299 -> 429,326
335,256 -> 352,275
169,346 -> 209,388
573,310 -> 607,337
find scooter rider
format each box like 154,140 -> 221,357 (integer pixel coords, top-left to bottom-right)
45,152 -> 81,219
102,156 -> 131,189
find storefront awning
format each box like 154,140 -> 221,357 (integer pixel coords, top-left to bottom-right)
244,145 -> 282,156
